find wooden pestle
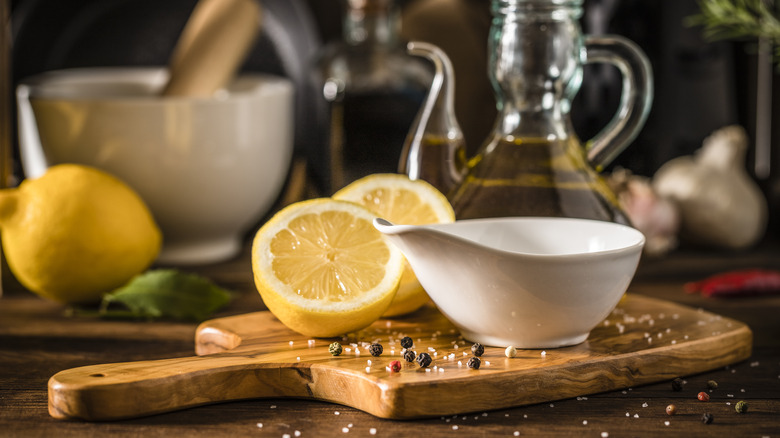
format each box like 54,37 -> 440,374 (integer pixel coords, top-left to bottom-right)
162,0 -> 261,97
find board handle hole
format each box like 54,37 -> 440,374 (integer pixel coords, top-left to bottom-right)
90,373 -> 106,378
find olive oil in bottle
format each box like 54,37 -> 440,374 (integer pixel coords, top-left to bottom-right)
449,136 -> 630,224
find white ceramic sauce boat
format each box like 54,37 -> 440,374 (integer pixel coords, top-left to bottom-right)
374,217 -> 645,348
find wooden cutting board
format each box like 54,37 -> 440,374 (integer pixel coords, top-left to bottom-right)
48,294 -> 752,421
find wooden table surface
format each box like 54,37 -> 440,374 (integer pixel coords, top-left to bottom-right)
2,236 -> 779,437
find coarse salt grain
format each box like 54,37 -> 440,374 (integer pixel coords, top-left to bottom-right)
369,428 -> 377,435
514,432 -> 520,436
541,351 -> 546,357
583,420 -> 588,425
642,403 -> 648,408
452,425 -> 459,430
256,423 -> 263,428
342,427 -> 349,433
308,339 -> 315,346
270,405 -> 277,409
365,367 -> 371,373
664,421 -> 670,426
295,432 -> 301,437
634,414 -> 639,418
334,411 -> 340,415
602,433 -> 609,437
283,434 -> 291,438
289,341 -> 294,346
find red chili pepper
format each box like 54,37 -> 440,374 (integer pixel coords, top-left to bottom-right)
684,269 -> 780,297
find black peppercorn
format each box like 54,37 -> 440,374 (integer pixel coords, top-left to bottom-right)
671,377 -> 684,391
467,356 -> 481,369
417,352 -> 432,368
471,343 -> 484,357
701,412 -> 714,424
369,343 -> 383,357
735,400 -> 748,413
400,336 -> 413,349
707,379 -> 718,390
403,349 -> 416,363
329,342 -> 343,356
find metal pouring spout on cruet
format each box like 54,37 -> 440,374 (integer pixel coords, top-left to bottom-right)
400,0 -> 653,224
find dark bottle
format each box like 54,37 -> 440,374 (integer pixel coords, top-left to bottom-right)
312,0 -> 433,194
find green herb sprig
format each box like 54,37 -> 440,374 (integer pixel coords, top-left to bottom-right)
688,0 -> 780,64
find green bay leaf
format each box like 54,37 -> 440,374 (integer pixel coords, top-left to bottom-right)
100,269 -> 232,322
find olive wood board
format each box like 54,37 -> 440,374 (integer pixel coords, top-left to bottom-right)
48,294 -> 752,421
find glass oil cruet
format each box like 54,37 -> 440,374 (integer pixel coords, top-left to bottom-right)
312,0 -> 433,193
403,0 -> 653,224
398,42 -> 467,196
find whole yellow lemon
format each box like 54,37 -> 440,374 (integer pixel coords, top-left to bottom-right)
0,164 -> 162,304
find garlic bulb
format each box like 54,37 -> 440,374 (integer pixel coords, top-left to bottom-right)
608,168 -> 680,257
652,125 -> 768,250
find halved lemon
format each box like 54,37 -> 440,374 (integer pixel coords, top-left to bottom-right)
333,174 -> 455,316
251,198 -> 404,337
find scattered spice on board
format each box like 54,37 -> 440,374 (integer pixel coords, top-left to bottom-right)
403,349 -> 416,363
400,336 -> 413,349
471,343 -> 485,357
707,380 -> 718,390
369,343 -> 383,357
417,352 -> 432,368
701,413 -> 714,424
665,404 -> 677,416
697,392 -> 710,402
505,346 -> 517,358
329,342 -> 343,356
467,356 -> 481,369
389,360 -> 401,373
671,378 -> 684,392
735,400 -> 749,413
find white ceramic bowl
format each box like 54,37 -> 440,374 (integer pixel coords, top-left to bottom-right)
17,68 -> 294,265
375,217 -> 645,348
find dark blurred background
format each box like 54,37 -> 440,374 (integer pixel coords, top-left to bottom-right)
6,0 -> 779,213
